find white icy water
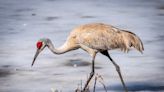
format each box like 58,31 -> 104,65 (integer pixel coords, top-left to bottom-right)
0,0 -> 164,92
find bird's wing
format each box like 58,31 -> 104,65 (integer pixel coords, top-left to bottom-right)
76,26 -> 123,51
68,23 -> 144,53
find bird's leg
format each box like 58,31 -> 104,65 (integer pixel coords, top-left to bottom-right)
101,51 -> 128,92
83,54 -> 96,92
108,56 -> 128,92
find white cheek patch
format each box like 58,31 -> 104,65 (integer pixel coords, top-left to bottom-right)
40,42 -> 46,50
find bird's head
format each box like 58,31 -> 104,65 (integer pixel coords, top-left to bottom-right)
31,38 -> 50,66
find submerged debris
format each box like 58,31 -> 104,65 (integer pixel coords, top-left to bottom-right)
75,73 -> 107,92
50,73 -> 107,92
51,88 -> 62,92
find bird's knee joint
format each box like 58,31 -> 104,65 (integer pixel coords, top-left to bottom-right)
90,72 -> 94,76
116,65 -> 120,72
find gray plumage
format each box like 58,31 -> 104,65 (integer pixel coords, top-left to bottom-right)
67,23 -> 144,53
32,23 -> 144,92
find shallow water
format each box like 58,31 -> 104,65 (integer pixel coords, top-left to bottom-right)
0,0 -> 164,92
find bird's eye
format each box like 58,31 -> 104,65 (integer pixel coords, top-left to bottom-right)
37,41 -> 42,49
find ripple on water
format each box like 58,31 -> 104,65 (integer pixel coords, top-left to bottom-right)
100,82 -> 164,91
63,59 -> 91,67
2,65 -> 11,68
46,0 -> 57,2
0,69 -> 13,77
45,16 -> 60,21
15,8 -> 34,12
157,6 -> 164,10
80,15 -> 96,19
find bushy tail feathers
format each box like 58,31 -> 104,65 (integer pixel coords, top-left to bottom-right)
123,30 -> 144,53
131,35 -> 144,53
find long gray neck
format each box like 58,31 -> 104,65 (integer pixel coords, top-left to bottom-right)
47,40 -> 70,55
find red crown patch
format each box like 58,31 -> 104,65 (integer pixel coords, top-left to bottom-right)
37,41 -> 42,49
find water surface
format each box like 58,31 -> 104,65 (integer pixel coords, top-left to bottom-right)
0,0 -> 164,92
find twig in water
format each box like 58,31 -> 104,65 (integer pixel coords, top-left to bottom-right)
76,73 -> 107,92
93,74 -> 107,92
51,88 -> 61,92
97,74 -> 107,92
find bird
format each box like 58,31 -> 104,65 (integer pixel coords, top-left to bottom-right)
32,23 -> 144,92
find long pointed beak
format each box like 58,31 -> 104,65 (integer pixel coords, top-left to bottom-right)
31,49 -> 40,67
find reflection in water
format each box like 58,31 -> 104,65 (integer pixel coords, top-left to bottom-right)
0,69 -> 12,77
99,82 -> 164,91
64,59 -> 91,67
45,16 -> 60,21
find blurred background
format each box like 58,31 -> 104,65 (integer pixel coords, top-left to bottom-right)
0,0 -> 164,92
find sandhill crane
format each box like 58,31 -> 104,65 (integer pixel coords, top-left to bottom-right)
32,23 -> 144,92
